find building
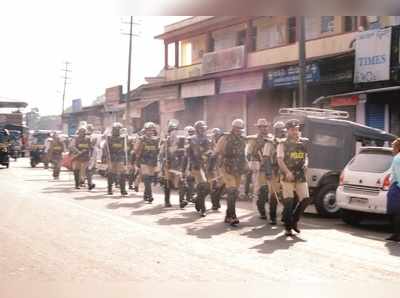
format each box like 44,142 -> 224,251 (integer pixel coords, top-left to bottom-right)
126,16 -> 400,135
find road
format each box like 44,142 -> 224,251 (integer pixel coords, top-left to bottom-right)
1,158 -> 400,283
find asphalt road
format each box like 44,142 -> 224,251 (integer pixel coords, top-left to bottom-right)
1,158 -> 400,283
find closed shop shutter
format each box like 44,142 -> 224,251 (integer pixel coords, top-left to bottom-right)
366,103 -> 385,130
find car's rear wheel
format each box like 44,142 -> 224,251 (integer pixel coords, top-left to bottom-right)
341,209 -> 363,226
314,183 -> 341,218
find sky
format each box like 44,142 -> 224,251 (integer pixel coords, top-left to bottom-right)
0,9 -> 187,115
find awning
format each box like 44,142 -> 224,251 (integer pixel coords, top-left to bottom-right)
312,86 -> 400,106
129,99 -> 158,118
0,98 -> 28,108
181,79 -> 215,98
220,72 -> 263,94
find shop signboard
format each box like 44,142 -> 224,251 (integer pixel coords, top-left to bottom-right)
354,27 -> 392,83
330,95 -> 359,107
266,63 -> 320,87
71,98 -> 82,112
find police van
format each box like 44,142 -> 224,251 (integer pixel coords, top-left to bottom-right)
273,108 -> 396,217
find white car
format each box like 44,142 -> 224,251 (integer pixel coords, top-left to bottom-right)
336,147 -> 394,225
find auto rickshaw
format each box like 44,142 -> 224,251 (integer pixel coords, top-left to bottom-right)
29,130 -> 51,168
0,128 -> 10,168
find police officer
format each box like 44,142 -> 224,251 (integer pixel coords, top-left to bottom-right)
160,120 -> 188,208
86,124 -> 97,190
183,126 -> 196,203
187,121 -> 212,217
215,119 -> 248,225
135,122 -> 160,203
128,135 -> 139,192
209,127 -> 225,210
261,121 -> 286,225
70,127 -> 93,190
48,132 -> 65,179
106,123 -> 128,196
277,119 -> 310,236
247,118 -> 270,220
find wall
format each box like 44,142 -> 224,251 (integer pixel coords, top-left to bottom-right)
174,97 -> 204,128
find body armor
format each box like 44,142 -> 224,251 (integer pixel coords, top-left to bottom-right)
51,140 -> 64,159
108,136 -> 126,163
139,136 -> 160,166
283,137 -> 308,182
223,133 -> 246,175
188,135 -> 211,171
74,136 -> 91,161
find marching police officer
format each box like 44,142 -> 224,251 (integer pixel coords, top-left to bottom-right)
261,121 -> 286,225
215,119 -> 248,225
86,123 -> 97,190
277,119 -> 310,236
247,118 -> 270,220
209,127 -> 225,210
135,122 -> 160,203
70,126 -> 93,190
106,123 -> 128,196
160,120 -> 188,208
182,126 -> 196,203
187,121 -> 212,217
48,132 -> 65,180
128,135 -> 139,192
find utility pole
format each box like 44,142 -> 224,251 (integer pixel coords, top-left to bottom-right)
121,17 -> 140,129
297,16 -> 307,107
61,61 -> 71,130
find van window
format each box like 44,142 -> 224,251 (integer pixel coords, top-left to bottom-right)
313,133 -> 343,147
348,150 -> 393,173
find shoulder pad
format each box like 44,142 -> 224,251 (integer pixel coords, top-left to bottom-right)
277,138 -> 287,144
246,135 -> 257,140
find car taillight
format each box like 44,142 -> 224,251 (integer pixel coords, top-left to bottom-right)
339,171 -> 345,186
382,174 -> 391,191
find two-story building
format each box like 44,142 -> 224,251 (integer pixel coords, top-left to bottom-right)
128,16 -> 400,135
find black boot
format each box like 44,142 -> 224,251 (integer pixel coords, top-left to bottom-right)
256,185 -> 269,220
211,184 -> 224,210
186,176 -> 195,203
178,181 -> 188,209
107,173 -> 113,195
73,170 -> 80,189
128,170 -> 134,190
292,197 -> 310,233
225,189 -> 239,225
120,174 -> 128,195
164,186 -> 172,207
269,192 -> 278,225
87,169 -> 95,190
282,197 -> 295,234
387,215 -> 400,241
143,175 -> 153,203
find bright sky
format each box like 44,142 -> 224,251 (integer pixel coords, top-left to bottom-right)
0,8 -> 187,115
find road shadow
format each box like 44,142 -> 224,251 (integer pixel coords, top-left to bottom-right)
185,213 -> 256,239
240,223 -> 283,239
74,194 -> 108,201
130,204 -> 171,216
107,199 -> 146,210
250,234 -> 307,254
157,210 -> 201,226
384,241 -> 400,256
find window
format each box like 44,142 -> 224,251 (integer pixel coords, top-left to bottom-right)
288,17 -> 296,43
257,23 -> 286,49
237,30 -> 246,46
313,133 -> 343,147
167,43 -> 176,68
179,35 -> 207,66
321,16 -> 335,33
305,17 -> 320,40
348,150 -> 393,173
344,16 -> 357,32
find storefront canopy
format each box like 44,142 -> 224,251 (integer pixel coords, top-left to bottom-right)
0,98 -> 28,108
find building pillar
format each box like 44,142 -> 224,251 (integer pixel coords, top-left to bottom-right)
164,42 -> 168,70
175,41 -> 179,68
384,104 -> 390,132
356,95 -> 366,125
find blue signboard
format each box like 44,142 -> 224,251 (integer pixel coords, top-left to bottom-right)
68,115 -> 78,136
267,63 -> 320,88
72,98 -> 82,113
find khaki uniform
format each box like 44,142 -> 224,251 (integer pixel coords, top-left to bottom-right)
135,135 -> 160,202
187,134 -> 212,214
106,135 -> 128,195
71,136 -> 92,189
48,139 -> 64,178
216,132 -> 247,222
277,137 -> 310,230
160,132 -> 187,207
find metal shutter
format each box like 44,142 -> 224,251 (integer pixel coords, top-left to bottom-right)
366,103 -> 385,130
